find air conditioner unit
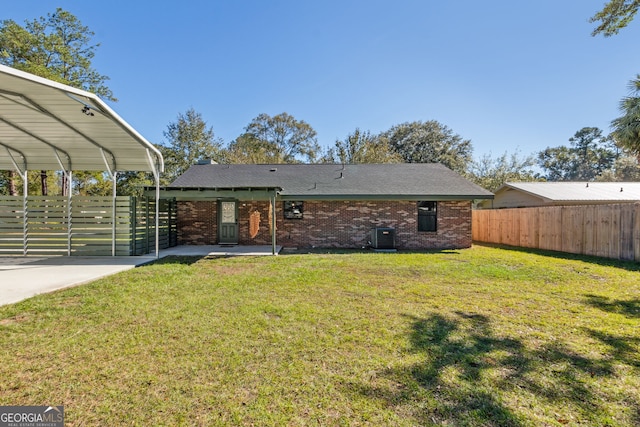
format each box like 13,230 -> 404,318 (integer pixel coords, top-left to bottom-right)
371,227 -> 395,250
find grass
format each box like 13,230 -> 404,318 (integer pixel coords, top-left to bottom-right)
0,245 -> 639,426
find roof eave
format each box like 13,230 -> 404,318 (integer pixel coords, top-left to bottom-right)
281,194 -> 493,201
156,186 -> 493,201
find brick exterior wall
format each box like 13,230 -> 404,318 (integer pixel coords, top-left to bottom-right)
177,199 -> 472,250
176,201 -> 217,245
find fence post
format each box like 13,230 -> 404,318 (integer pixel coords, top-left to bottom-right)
111,172 -> 117,256
131,196 -> 137,256
67,171 -> 72,256
145,196 -> 150,254
22,175 -> 28,256
171,198 -> 177,247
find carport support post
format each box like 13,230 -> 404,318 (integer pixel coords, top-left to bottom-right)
22,171 -> 28,256
5,148 -> 28,255
66,170 -> 72,256
112,171 -> 118,256
155,175 -> 160,259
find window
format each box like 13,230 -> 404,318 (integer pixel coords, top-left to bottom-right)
417,201 -> 437,232
283,201 -> 304,219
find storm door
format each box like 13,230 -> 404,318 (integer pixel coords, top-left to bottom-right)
218,200 -> 239,244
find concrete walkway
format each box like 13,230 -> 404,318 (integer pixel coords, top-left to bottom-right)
0,245 -> 281,307
160,245 -> 282,257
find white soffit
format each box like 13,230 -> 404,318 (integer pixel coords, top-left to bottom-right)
0,64 -> 163,174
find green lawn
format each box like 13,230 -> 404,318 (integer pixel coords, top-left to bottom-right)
1,245 -> 639,426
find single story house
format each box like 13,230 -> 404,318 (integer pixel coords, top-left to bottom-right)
478,182 -> 640,209
158,163 -> 493,250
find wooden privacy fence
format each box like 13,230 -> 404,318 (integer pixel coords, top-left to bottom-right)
472,203 -> 640,261
0,195 -> 177,256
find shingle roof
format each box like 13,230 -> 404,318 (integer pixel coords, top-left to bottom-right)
499,182 -> 640,202
169,163 -> 493,199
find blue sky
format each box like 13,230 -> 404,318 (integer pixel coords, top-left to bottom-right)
4,1 -> 640,161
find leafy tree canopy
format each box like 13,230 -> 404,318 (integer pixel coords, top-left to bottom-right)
537,127 -> 618,181
72,171 -> 112,196
0,171 -> 61,196
590,0 -> 640,37
322,128 -> 401,164
0,8 -> 114,100
225,134 -> 282,164
230,113 -> 320,164
611,75 -> 640,154
467,151 -> 540,193
588,2 -> 640,153
0,171 -> 15,195
0,8 -> 114,195
597,155 -> 640,181
380,120 -> 473,173
159,108 -> 223,183
116,171 -> 156,198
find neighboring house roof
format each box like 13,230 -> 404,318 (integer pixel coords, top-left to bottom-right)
169,163 -> 494,200
485,181 -> 640,208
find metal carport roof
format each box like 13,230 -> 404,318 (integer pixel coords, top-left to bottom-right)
0,64 -> 164,257
0,63 -> 163,175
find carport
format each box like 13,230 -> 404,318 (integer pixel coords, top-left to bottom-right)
0,64 -> 164,257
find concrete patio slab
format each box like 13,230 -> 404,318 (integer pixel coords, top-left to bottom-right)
0,245 -> 281,307
159,245 -> 282,257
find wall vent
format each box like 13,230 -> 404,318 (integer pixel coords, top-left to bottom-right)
371,227 -> 395,249
197,159 -> 217,165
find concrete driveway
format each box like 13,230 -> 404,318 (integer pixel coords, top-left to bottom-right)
0,245 -> 280,307
0,256 -> 156,306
